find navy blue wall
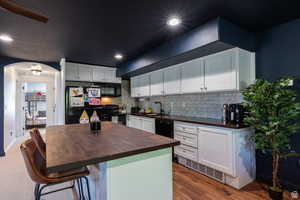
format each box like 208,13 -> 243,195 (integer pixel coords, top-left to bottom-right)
117,18 -> 255,78
0,56 -> 60,156
256,19 -> 300,190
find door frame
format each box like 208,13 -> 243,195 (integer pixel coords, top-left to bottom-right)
17,75 -> 56,134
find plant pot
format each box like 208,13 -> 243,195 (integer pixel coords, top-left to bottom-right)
268,189 -> 283,200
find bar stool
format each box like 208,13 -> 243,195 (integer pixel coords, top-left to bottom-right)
30,129 -> 46,159
20,139 -> 91,200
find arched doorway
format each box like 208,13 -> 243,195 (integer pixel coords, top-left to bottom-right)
3,62 -> 61,152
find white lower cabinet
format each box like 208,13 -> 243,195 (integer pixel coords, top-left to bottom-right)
174,121 -> 255,190
127,115 -> 155,134
174,144 -> 198,162
198,127 -> 234,176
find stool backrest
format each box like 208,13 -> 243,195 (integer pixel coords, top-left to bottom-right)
30,129 -> 46,160
20,139 -> 47,184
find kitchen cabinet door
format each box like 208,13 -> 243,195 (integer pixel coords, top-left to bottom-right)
92,68 -> 105,82
78,66 -> 92,81
127,115 -> 133,127
204,50 -> 237,92
66,65 -> 78,81
139,74 -> 150,97
181,58 -> 205,94
104,69 -> 116,82
198,128 -> 234,176
133,117 -> 143,130
130,77 -> 140,97
150,70 -> 164,96
163,65 -> 181,95
142,118 -> 155,133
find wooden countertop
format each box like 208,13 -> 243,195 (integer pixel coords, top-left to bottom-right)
130,114 -> 249,129
46,122 -> 180,173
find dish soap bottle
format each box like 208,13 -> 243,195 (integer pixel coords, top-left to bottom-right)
90,111 -> 101,133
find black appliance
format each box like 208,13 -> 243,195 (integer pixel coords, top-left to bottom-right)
155,118 -> 176,161
224,103 -> 244,125
101,83 -> 121,97
65,86 -> 119,124
155,118 -> 174,138
131,106 -> 140,115
99,104 -> 119,121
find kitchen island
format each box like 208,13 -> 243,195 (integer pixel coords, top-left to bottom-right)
46,122 -> 180,200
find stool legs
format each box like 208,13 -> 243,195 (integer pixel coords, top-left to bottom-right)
83,176 -> 91,200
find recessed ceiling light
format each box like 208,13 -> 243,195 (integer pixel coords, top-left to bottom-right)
0,34 -> 13,42
115,54 -> 123,60
167,17 -> 182,26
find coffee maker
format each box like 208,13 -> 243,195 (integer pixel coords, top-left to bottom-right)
223,103 -> 244,125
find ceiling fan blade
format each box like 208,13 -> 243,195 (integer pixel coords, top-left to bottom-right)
0,0 -> 48,23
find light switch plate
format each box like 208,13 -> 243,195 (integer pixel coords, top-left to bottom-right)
288,80 -> 294,86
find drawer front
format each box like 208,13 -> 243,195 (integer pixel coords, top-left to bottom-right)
174,124 -> 197,135
174,131 -> 198,148
174,144 -> 198,162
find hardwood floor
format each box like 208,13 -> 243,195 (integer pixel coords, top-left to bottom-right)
173,163 -> 272,200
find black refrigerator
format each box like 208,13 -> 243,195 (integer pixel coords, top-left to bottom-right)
65,86 -> 102,124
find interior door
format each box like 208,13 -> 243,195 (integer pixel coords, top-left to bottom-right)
150,70 -> 164,96
18,81 -> 26,136
181,58 -> 205,93
163,65 -> 181,95
204,50 -> 237,92
198,128 -> 235,176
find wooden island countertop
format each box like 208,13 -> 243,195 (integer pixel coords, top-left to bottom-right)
46,122 -> 180,173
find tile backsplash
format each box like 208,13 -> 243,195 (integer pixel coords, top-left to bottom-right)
137,91 -> 243,119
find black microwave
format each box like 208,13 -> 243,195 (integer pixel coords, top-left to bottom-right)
101,83 -> 121,97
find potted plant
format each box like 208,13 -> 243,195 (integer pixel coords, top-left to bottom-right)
242,77 -> 300,200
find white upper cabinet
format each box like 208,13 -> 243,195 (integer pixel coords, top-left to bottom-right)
129,48 -> 255,97
78,66 -> 92,81
139,74 -> 150,97
204,48 -> 255,92
130,77 -> 140,97
150,70 -> 164,96
92,68 -> 105,81
181,58 -> 205,94
66,62 -> 120,83
66,64 -> 79,81
104,69 -> 116,82
204,50 -> 236,92
163,65 -> 181,95
131,74 -> 150,97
